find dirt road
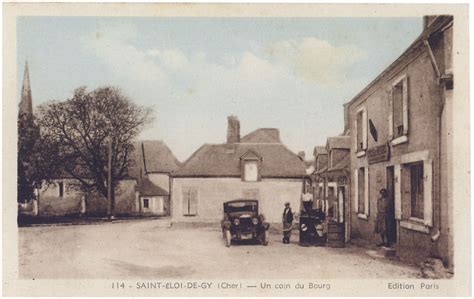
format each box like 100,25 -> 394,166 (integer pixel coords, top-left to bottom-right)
19,219 -> 420,279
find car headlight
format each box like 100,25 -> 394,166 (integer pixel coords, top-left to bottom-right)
301,223 -> 308,232
233,218 -> 240,226
252,218 -> 259,225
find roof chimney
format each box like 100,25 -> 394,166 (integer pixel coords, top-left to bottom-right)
227,115 -> 240,144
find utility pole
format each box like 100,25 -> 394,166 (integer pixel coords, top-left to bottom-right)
107,137 -> 114,219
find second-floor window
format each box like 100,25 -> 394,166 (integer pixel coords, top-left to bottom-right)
393,82 -> 404,138
356,107 -> 367,152
389,75 -> 409,143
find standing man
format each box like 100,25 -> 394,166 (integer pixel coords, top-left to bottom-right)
375,188 -> 389,246
282,202 -> 294,244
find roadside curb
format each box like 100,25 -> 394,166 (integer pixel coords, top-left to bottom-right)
18,216 -> 169,227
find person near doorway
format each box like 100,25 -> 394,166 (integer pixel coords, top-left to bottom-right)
375,188 -> 389,246
301,190 -> 313,215
282,202 -> 294,244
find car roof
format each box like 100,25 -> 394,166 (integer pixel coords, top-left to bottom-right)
224,199 -> 258,204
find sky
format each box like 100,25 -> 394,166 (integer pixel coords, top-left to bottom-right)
17,17 -> 422,161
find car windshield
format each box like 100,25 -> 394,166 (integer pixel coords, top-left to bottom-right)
226,202 -> 257,213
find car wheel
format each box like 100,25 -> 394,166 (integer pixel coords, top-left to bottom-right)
224,229 -> 231,247
262,230 -> 269,246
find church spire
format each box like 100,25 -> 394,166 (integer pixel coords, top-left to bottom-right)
19,60 -> 33,115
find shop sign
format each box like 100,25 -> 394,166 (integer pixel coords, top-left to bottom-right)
367,143 -> 390,164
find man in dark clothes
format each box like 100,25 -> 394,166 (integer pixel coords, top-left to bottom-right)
375,188 -> 389,246
282,202 -> 294,244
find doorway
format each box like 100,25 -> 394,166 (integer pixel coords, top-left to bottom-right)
337,187 -> 345,224
386,166 -> 397,245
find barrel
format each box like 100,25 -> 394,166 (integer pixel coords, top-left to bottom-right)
327,222 -> 345,248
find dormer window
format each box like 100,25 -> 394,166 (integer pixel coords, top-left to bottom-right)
240,150 -> 262,182
244,160 -> 258,181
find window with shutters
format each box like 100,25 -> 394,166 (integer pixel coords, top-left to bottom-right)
393,83 -> 404,138
410,163 -> 424,219
355,107 -> 367,156
354,167 -> 369,219
397,155 -> 433,233
182,188 -> 198,216
389,75 -> 409,145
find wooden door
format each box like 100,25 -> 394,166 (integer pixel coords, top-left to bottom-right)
386,166 -> 397,244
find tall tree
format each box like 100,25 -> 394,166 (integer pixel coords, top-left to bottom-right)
17,113 -> 60,202
38,86 -> 154,216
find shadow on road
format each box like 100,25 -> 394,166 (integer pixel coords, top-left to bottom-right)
105,258 -> 194,278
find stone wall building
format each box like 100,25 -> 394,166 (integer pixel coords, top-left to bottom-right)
322,136 -> 351,236
312,137 -> 351,241
171,116 -> 307,224
37,140 -> 180,217
345,16 -> 453,266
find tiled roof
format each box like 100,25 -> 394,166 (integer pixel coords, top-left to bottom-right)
240,128 -> 281,143
53,140 -> 179,180
315,166 -> 328,175
314,154 -> 328,174
326,136 -> 351,150
313,146 -> 327,156
173,143 -> 306,178
141,140 -> 181,173
127,140 -> 180,178
327,155 -> 350,172
137,177 -> 169,196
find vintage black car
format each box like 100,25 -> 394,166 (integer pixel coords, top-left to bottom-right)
221,199 -> 270,247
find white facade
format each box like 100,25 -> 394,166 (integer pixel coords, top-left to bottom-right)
140,195 -> 165,215
171,177 -> 303,223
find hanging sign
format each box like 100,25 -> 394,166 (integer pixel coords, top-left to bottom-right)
367,143 -> 390,164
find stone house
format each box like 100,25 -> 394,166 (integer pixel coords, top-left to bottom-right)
171,116 -> 307,224
37,140 -> 180,217
321,137 -> 351,222
345,16 -> 453,266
